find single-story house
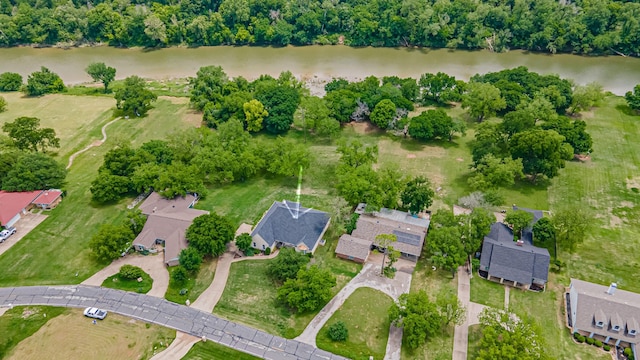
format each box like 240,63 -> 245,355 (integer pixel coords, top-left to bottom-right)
250,200 -> 331,254
0,190 -> 48,228
479,222 -> 550,291
133,192 -> 208,266
31,189 -> 63,210
568,278 -> 639,358
335,234 -> 372,263
335,208 -> 430,262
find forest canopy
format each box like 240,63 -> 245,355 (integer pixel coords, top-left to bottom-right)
0,0 -> 638,56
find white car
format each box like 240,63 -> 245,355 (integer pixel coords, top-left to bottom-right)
83,307 -> 108,320
0,227 -> 16,243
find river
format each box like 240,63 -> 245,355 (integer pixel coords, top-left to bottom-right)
0,46 -> 638,95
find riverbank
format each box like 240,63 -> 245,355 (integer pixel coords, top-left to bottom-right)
1,46 -> 638,95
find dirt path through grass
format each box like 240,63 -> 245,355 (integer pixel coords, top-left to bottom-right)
66,117 -> 120,170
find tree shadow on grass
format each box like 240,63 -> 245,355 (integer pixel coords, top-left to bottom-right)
615,104 -> 639,117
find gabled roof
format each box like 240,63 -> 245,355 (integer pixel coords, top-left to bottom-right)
139,192 -> 198,216
0,190 -> 42,226
480,223 -> 550,285
32,189 -> 63,205
571,279 -> 640,343
335,234 -> 372,260
351,215 -> 427,257
251,201 -> 330,251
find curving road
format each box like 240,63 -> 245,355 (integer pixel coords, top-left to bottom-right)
0,285 -> 347,360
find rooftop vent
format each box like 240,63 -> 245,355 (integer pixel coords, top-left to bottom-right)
516,240 -> 524,246
607,283 -> 617,295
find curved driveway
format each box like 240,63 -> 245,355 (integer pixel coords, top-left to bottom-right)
0,285 -> 347,360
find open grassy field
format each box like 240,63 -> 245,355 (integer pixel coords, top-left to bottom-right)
102,271 -> 153,294
469,276 -> 505,309
0,96 -> 198,287
0,306 -> 67,358
165,257 -> 217,304
401,256 -> 457,360
6,309 -> 176,360
182,341 -> 260,360
316,287 -> 393,360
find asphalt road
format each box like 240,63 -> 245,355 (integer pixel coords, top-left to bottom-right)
0,285 -> 347,360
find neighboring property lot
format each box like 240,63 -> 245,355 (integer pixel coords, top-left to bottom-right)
0,210 -> 48,257
5,309 -> 175,360
316,287 -> 393,360
181,341 -> 260,360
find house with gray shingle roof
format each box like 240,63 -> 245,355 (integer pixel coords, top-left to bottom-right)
250,200 -> 331,254
568,279 -> 640,357
335,234 -> 372,263
479,222 -> 550,291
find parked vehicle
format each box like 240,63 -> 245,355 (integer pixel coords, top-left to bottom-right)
0,227 -> 16,243
83,307 -> 108,320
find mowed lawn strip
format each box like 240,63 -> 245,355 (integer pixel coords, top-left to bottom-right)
316,287 -> 393,360
0,96 -> 196,287
0,306 -> 68,357
6,309 -> 176,360
181,341 -> 260,360
469,275 -> 505,310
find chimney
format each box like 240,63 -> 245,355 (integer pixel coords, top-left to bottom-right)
607,283 -> 617,295
152,206 -> 157,213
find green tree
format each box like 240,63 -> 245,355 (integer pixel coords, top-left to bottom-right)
462,82 -> 506,122
509,129 -> 573,181
459,208 -> 496,256
324,89 -> 359,123
401,176 -> 434,215
171,266 -> 188,285
262,137 -> 311,177
501,110 -> 535,138
468,155 -> 524,190
2,153 -> 67,191
0,72 -> 23,91
419,72 -> 464,105
243,99 -> 268,132
626,84 -> 640,112
0,96 -> 6,113
255,83 -> 301,134
24,67 -> 65,96
89,224 -> 134,262
277,265 -> 336,312
375,233 -> 397,275
179,246 -> 203,272
189,66 -> 229,111
267,247 -> 310,283
85,62 -> 116,93
114,75 -> 157,117
388,291 -> 443,349
504,210 -> 534,241
569,82 -> 604,114
90,172 -> 131,203
407,111 -> 434,141
436,289 -> 466,328
532,217 -> 555,250
154,162 -> 206,199
119,265 -> 144,279
369,99 -> 396,129
327,321 -> 348,342
336,139 -> 378,169
336,165 -> 379,206
235,233 -> 252,253
476,308 -> 548,360
2,117 -> 60,152
125,209 -> 147,236
427,226 -> 466,277
553,206 -> 592,255
185,212 -> 235,257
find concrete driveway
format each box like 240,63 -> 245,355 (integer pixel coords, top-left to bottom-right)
0,211 -> 48,257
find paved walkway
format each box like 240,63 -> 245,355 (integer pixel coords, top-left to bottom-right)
81,253 -> 169,298
66,117 -> 120,170
504,286 -> 510,310
452,267 -> 489,360
295,262 -> 412,360
0,285 -> 347,360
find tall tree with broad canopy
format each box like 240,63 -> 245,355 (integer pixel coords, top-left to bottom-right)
427,226 -> 466,277
234,233 -> 253,254
462,82 -> 506,122
189,66 -> 229,111
114,75 -> 157,117
458,208 -> 496,256
24,67 -> 65,96
552,206 -> 592,255
336,139 -> 378,169
626,84 -> 640,112
90,172 -> 131,203
186,213 -> 235,257
0,72 -> 23,91
154,162 -> 206,199
2,153 -> 67,191
255,83 -> 301,134
419,72 -> 464,105
243,99 -> 268,132
509,129 -> 573,181
89,224 -> 135,263
388,291 -> 443,349
532,217 -> 555,252
504,210 -> 534,241
2,117 -> 60,153
85,62 -> 116,93
266,247 -> 310,283
476,308 -> 548,360
369,99 -> 397,129
468,154 -> 524,191
324,89 -> 359,123
277,265 -> 336,312
178,246 -> 203,273
401,176 -> 434,215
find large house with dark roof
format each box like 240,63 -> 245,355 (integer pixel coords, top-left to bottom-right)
568,279 -> 639,357
250,200 -> 330,254
335,208 -> 430,263
479,220 -> 550,291
133,192 -> 208,266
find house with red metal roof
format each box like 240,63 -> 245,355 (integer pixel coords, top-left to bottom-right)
32,189 -> 63,210
0,190 -> 42,228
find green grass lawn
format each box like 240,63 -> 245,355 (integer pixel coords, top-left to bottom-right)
165,257 -> 217,304
469,276 -> 505,309
0,306 -> 68,357
401,255 -> 457,360
181,341 -> 259,360
316,288 -> 393,360
101,271 -> 153,294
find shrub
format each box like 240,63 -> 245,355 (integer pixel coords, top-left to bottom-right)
327,321 -> 348,342
603,344 -> 611,351
594,340 -> 602,347
573,332 -> 580,339
586,337 -> 594,345
119,265 -> 145,279
264,247 -> 271,255
483,189 -> 505,206
576,335 -> 585,343
0,96 -> 6,113
171,266 -> 188,285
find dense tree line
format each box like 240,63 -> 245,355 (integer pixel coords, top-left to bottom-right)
0,0 -> 639,56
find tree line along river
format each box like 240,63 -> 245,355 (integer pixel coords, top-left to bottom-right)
0,46 -> 639,95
